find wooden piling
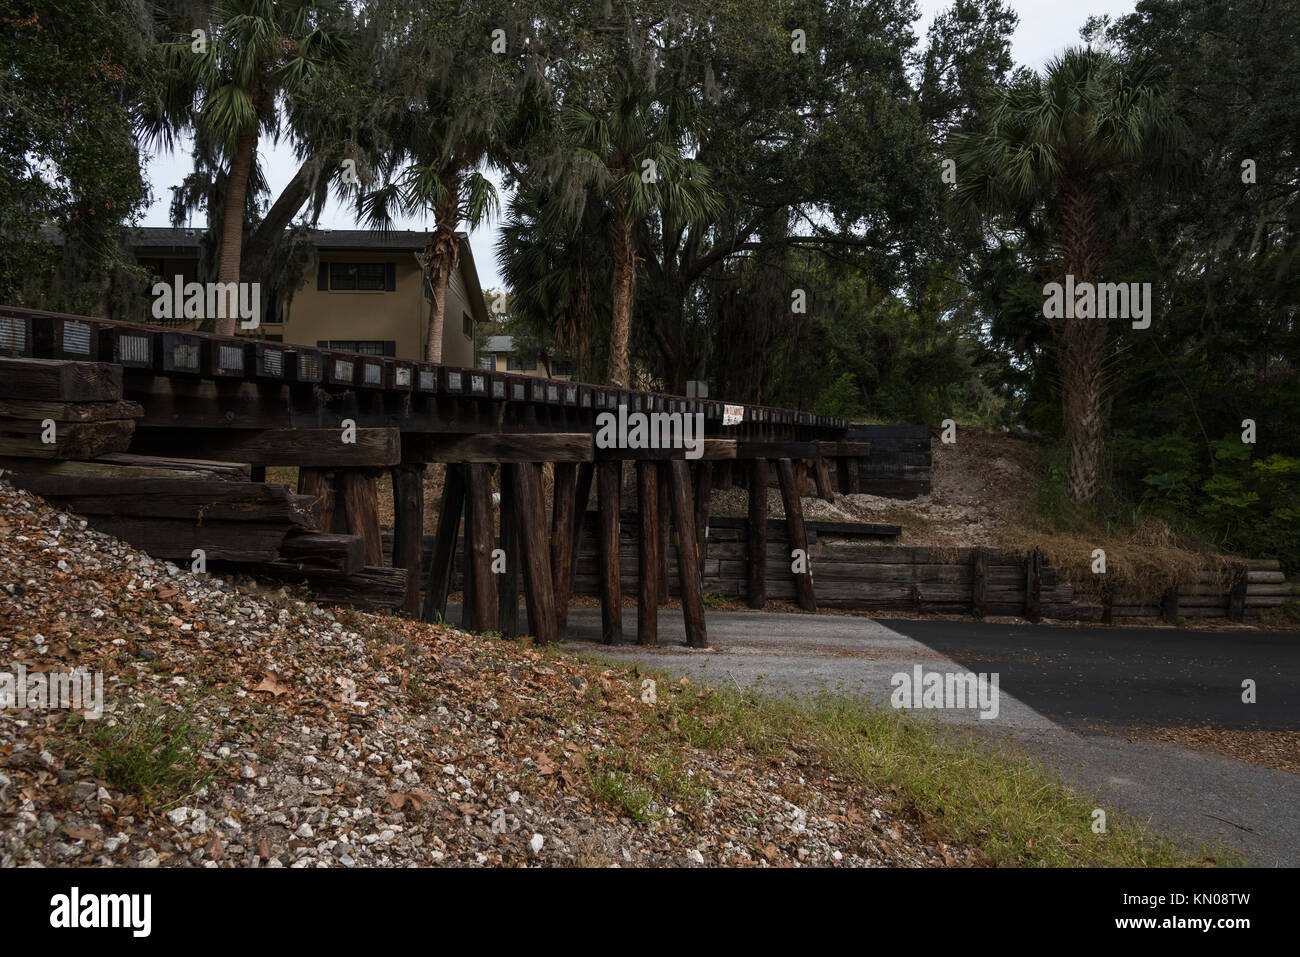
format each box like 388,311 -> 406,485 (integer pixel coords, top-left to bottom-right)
637,460 -> 659,646
747,459 -> 768,610
463,463 -> 497,632
423,464 -> 465,623
550,462 -> 577,636
498,463 -> 520,636
511,461 -> 557,644
596,459 -> 623,644
667,459 -> 708,647
340,469 -> 382,566
297,467 -> 336,533
775,458 -> 816,611
390,462 -> 425,617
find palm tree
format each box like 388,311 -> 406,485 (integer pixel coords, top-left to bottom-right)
357,0 -> 545,363
951,48 -> 1183,503
143,0 -> 344,334
557,78 -> 722,387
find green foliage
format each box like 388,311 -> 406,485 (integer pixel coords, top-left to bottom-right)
85,696 -> 212,808
0,0 -> 152,313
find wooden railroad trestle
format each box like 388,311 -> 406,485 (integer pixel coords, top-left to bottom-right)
0,304 -> 877,645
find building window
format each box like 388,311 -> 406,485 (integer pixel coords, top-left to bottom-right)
462,312 -> 472,337
327,340 -> 389,356
329,262 -> 388,291
506,355 -> 537,372
476,355 -> 495,370
551,358 -> 575,376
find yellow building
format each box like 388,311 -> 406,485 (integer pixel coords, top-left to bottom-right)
478,335 -> 573,379
133,228 -> 488,365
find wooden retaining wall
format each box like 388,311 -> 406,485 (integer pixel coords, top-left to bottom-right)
394,522 -> 1292,622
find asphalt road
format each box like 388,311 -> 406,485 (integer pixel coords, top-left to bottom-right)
555,606 -> 1300,866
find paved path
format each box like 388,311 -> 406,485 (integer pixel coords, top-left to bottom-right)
558,607 -> 1300,866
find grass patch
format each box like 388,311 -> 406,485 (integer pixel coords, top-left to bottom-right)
82,695 -> 213,810
586,745 -> 712,824
619,675 -> 1229,867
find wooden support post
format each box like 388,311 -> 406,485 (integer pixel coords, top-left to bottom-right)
1025,550 -> 1042,622
423,464 -> 465,624
498,464 -> 520,636
813,455 -> 834,501
249,465 -> 266,483
775,458 -> 816,611
747,459 -> 768,610
297,468 -> 336,533
463,463 -> 497,633
657,462 -> 671,604
569,462 -> 594,600
694,460 -> 712,568
1160,587 -> 1180,625
637,460 -> 659,646
390,462 -> 425,617
511,462 -> 557,644
550,462 -> 576,637
1101,580 -> 1114,625
795,459 -> 809,496
596,460 -> 623,644
971,546 -> 988,618
1228,567 -> 1248,622
667,459 -> 708,648
845,457 -> 861,494
340,469 -> 382,566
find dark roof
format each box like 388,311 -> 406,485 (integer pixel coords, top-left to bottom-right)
128,226 -> 444,253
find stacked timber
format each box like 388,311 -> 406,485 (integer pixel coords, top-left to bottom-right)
0,357 -> 139,459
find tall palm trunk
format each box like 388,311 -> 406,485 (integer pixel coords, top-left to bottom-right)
607,207 -> 635,388
212,125 -> 257,336
1056,183 -> 1107,504
422,212 -> 460,363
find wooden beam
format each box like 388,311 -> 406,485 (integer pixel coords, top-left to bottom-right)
667,459 -> 708,648
464,463 -> 497,632
390,462 -> 425,617
339,470 -> 383,566
0,418 -> 134,459
0,357 -> 122,402
637,460 -> 659,646
5,475 -> 319,527
402,432 -> 593,463
1228,568 -> 1248,621
86,517 -> 288,563
422,464 -> 465,623
738,441 -> 818,460
498,463 -> 520,636
297,468 -> 336,532
747,459 -> 768,609
129,427 -> 401,467
596,459 -> 623,644
594,439 -> 736,461
775,458 -> 816,612
0,398 -> 141,422
0,453 -> 249,482
511,461 -> 557,644
549,462 -> 576,637
278,530 -> 364,575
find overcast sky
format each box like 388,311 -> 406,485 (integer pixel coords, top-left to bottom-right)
138,0 -> 1137,290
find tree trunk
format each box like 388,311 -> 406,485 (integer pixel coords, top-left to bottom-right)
241,153 -> 326,285
1056,184 -> 1107,505
422,216 -> 460,363
607,208 -> 635,388
213,125 -> 257,336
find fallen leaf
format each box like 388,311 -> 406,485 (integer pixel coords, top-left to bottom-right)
253,673 -> 290,696
64,827 -> 97,841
